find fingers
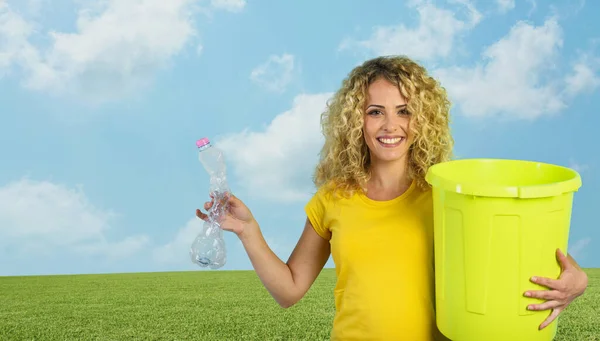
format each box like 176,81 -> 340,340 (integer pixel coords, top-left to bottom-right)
524,289 -> 562,301
226,192 -> 237,205
230,193 -> 245,207
219,191 -> 238,207
556,248 -> 571,271
539,308 -> 561,330
527,299 -> 561,311
206,191 -> 238,204
531,276 -> 561,290
199,192 -> 236,220
196,209 -> 208,221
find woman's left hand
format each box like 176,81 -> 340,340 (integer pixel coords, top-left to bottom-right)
524,248 -> 588,330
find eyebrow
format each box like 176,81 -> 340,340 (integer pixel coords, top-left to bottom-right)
366,104 -> 407,109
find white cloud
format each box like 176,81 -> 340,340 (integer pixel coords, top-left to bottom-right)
339,0 -> 482,61
433,18 -> 568,120
153,217 -> 202,264
30,0 -> 199,102
210,0 -> 246,12
0,0 -> 35,76
564,55 -> 600,97
0,0 -> 245,103
569,237 -> 591,259
217,92 -> 333,202
0,178 -> 149,260
250,53 -> 296,93
526,0 -> 537,16
548,0 -> 586,19
575,0 -> 586,13
569,161 -> 590,174
25,0 -> 45,16
496,0 -> 515,13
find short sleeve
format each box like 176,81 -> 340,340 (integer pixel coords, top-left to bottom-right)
304,187 -> 332,240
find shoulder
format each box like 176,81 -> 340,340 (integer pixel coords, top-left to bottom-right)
306,184 -> 337,215
305,180 -> 356,213
308,180 -> 350,204
305,183 -> 341,240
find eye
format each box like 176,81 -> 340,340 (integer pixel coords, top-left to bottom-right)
367,110 -> 383,116
398,108 -> 410,116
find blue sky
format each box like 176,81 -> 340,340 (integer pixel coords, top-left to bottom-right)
0,0 -> 598,276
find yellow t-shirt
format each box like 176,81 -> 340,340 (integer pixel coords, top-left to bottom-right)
305,180 -> 442,341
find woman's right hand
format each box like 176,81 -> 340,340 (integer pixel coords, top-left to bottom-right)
196,193 -> 256,237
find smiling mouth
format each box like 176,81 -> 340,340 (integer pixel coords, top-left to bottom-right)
377,137 -> 404,147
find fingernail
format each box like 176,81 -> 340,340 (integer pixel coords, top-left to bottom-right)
531,276 -> 537,282
525,292 -> 531,297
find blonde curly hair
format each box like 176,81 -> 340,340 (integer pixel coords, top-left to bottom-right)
313,55 -> 454,196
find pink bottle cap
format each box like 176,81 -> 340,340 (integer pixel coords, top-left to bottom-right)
196,137 -> 210,148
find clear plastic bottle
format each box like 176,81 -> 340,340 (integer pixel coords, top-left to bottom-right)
190,137 -> 229,269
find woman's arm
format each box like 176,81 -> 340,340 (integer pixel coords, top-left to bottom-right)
239,217 -> 331,308
524,248 -> 588,329
198,193 -> 331,308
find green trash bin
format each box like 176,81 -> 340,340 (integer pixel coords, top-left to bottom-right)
425,158 -> 582,341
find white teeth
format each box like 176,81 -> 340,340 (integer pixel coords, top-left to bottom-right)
378,137 -> 402,144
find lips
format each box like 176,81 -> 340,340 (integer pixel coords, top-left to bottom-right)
376,136 -> 405,147
377,137 -> 403,144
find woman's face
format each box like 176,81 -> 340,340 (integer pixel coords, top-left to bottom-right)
362,77 -> 412,165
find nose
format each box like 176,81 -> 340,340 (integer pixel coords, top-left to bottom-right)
382,114 -> 398,132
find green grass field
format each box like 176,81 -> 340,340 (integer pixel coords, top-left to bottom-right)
1,268 -> 598,340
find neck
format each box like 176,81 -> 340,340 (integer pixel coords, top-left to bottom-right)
366,157 -> 411,199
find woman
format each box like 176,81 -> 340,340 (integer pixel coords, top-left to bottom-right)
196,56 -> 589,340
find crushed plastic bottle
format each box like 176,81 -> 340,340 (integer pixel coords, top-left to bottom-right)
190,137 -> 229,269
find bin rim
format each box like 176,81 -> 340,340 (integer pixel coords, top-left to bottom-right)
425,158 -> 582,198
